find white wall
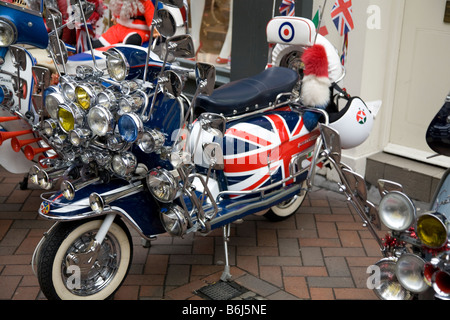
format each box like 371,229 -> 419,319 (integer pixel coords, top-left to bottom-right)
312,0 -> 405,176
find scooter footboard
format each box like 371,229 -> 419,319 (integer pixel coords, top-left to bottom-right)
38,179 -> 166,237
210,180 -> 304,229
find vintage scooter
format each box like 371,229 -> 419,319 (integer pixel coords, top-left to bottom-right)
28,3 -> 377,299
0,0 -> 52,176
356,92 -> 450,300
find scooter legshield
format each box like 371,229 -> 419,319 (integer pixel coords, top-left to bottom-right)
0,2 -> 48,49
38,179 -> 166,237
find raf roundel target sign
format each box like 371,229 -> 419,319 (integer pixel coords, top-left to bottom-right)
278,22 -> 295,42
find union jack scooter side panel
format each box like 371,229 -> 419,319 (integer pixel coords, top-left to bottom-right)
223,110 -> 319,195
190,107 -> 320,197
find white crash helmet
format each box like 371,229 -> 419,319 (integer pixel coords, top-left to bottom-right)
328,89 -> 374,149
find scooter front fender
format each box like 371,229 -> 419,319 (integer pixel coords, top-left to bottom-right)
38,179 -> 166,238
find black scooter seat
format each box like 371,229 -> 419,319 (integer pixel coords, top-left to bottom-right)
194,67 -> 299,117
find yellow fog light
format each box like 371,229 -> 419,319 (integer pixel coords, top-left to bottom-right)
75,86 -> 90,110
416,212 -> 448,248
58,103 -> 84,133
58,106 -> 75,132
75,83 -> 102,110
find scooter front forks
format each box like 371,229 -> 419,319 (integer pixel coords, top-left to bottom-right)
65,213 -> 117,273
95,213 -> 116,244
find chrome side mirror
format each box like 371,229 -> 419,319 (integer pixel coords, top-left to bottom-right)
163,70 -> 183,97
9,45 -> 27,71
82,1 -> 96,20
49,34 -> 68,65
69,0 -> 95,18
195,63 -> 216,96
157,8 -> 178,38
46,7 -> 63,30
166,34 -> 195,58
31,66 -> 51,115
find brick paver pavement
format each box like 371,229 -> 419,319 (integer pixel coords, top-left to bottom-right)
0,165 -> 384,300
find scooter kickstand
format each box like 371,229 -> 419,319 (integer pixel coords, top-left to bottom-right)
220,224 -> 232,282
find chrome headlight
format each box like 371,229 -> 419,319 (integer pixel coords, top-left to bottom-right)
160,204 -> 187,237
371,258 -> 413,300
42,119 -> 58,137
45,92 -> 65,119
69,128 -> 91,147
138,130 -> 165,153
49,134 -> 68,150
57,103 -> 84,133
0,18 -> 17,47
118,92 -> 146,114
106,48 -> 129,81
416,212 -> 448,248
106,135 -> 126,151
118,113 -> 143,142
36,169 -> 59,190
60,77 -> 77,102
97,89 -> 118,109
120,80 -> 139,95
378,191 -> 415,231
395,253 -> 428,293
87,105 -> 114,136
111,152 -> 137,176
76,65 -> 94,79
146,168 -> 179,203
80,150 -> 95,164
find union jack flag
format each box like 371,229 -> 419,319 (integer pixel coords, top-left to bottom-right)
331,0 -> 354,36
279,0 -> 295,16
223,112 -> 319,196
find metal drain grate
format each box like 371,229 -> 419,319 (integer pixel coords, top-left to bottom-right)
196,281 -> 248,300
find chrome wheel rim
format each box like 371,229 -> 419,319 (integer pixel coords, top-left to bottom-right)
275,195 -> 299,210
61,230 -> 121,296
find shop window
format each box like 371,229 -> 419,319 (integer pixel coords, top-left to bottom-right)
187,0 -> 232,69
